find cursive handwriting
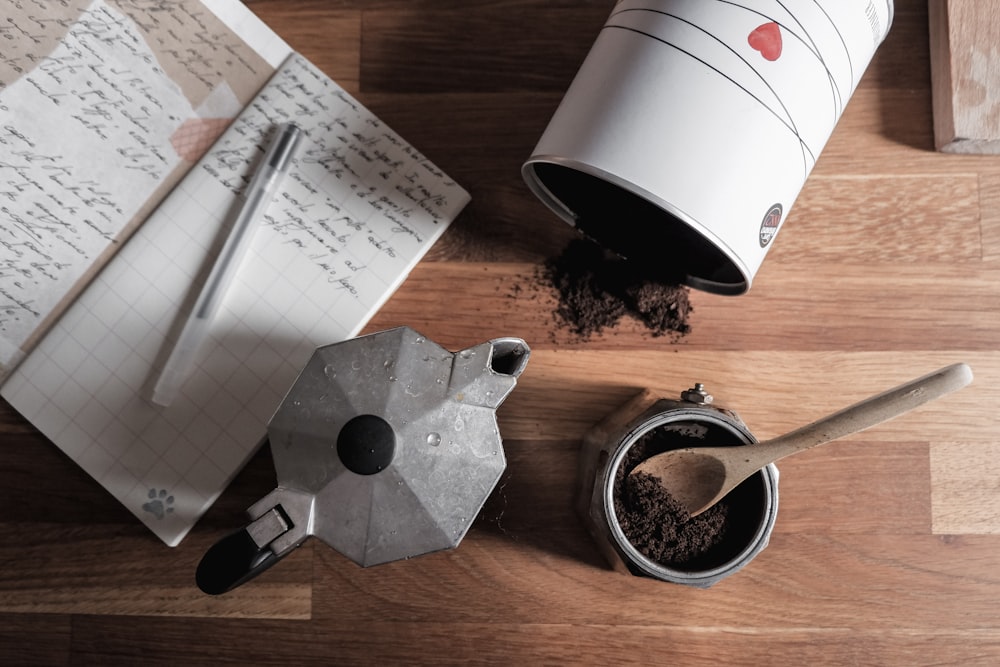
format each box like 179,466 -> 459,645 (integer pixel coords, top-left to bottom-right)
0,0 -> 273,352
194,54 -> 467,300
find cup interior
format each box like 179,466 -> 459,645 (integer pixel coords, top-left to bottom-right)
607,414 -> 774,579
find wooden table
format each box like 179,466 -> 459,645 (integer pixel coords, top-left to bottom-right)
4,1 -> 999,664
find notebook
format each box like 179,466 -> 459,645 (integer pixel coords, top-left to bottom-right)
0,0 -> 469,546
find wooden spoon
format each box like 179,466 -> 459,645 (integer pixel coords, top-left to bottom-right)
631,363 -> 973,517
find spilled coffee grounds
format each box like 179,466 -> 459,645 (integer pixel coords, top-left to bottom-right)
540,239 -> 692,339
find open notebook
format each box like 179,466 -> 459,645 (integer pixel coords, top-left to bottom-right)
0,2 -> 469,546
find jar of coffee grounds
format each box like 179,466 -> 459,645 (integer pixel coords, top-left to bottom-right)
577,387 -> 778,587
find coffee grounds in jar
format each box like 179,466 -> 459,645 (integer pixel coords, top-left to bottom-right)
613,423 -> 730,566
540,239 -> 692,339
618,472 -> 728,564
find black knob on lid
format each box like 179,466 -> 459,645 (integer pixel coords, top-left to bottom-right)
337,414 -> 396,475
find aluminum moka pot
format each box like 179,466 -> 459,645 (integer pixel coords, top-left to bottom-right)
578,385 -> 779,588
197,326 -> 530,595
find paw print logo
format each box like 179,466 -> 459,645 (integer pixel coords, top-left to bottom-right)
142,488 -> 175,520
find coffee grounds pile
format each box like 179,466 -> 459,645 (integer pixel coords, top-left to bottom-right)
613,425 -> 730,566
617,472 -> 728,565
540,239 -> 692,339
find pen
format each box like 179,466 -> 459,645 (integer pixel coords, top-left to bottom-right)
152,122 -> 303,407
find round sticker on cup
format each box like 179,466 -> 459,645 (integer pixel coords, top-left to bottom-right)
759,204 -> 783,248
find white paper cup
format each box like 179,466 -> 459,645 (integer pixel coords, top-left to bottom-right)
524,0 -> 893,294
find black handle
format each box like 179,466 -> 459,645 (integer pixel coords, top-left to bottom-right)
195,526 -> 281,595
196,504 -> 296,595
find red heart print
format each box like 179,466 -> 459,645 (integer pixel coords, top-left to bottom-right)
748,22 -> 782,61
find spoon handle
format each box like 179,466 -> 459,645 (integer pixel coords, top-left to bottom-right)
751,363 -> 973,466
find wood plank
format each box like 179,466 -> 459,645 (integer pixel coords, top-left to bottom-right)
929,0 -> 1000,153
0,522 -> 312,618
0,614 -> 71,666
366,262 -> 1000,352
0,580 -> 311,620
489,350 -> 997,445
980,172 -> 1000,261
773,174 -> 982,263
66,617 -> 1000,666
246,7 -> 362,94
775,440 -> 932,534
359,7 -> 608,93
930,441 -> 1000,534
302,532 -> 1000,630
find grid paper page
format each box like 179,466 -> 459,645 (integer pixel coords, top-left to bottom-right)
1,53 -> 470,546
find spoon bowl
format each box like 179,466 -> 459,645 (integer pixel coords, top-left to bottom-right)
631,363 -> 973,517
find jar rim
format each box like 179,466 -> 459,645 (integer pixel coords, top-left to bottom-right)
603,408 -> 778,587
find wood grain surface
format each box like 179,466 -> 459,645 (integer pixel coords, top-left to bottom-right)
3,1 -> 1000,665
929,0 -> 1000,153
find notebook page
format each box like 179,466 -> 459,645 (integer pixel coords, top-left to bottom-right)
1,53 -> 469,546
0,0 -> 285,379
